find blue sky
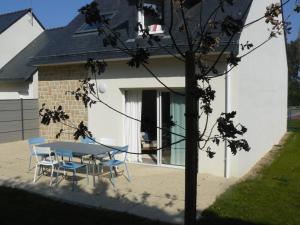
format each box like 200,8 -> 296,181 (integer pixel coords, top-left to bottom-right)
284,0 -> 300,42
0,0 -> 299,41
0,0 -> 91,28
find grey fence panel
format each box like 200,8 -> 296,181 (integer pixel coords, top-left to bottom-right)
0,121 -> 22,132
24,129 -> 39,140
0,131 -> 22,143
0,111 -> 21,122
23,109 -> 39,120
24,119 -> 39,130
0,100 -> 21,111
0,99 -> 39,144
23,99 -> 38,110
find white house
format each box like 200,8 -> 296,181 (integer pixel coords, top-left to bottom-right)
0,9 -> 44,99
29,0 -> 287,178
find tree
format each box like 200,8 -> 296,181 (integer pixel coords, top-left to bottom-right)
40,0 -> 299,224
287,38 -> 300,106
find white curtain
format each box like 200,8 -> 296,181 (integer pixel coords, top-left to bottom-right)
124,90 -> 142,162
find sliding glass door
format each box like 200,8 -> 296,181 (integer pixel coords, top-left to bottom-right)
125,90 -> 185,167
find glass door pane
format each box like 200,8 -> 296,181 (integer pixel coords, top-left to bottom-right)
161,92 -> 186,166
141,90 -> 158,164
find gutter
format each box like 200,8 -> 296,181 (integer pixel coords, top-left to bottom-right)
30,41 -> 239,66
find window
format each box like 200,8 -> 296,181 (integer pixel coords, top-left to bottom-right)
75,12 -> 115,34
138,0 -> 164,34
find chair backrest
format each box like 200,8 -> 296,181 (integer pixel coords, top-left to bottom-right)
111,145 -> 129,162
80,136 -> 96,144
99,138 -> 116,146
33,146 -> 52,163
141,132 -> 150,142
28,137 -> 46,154
55,149 -> 73,164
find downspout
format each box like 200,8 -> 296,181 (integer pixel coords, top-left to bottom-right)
224,63 -> 231,178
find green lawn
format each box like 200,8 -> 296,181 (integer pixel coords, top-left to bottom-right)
288,119 -> 300,131
199,132 -> 300,225
0,186 -> 169,225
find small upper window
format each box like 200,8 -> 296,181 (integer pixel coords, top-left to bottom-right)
75,12 -> 115,35
138,0 -> 164,34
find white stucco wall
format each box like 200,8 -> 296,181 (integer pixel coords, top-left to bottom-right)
0,72 -> 38,99
229,0 -> 288,177
88,58 -> 185,145
0,12 -> 44,68
88,58 -> 228,176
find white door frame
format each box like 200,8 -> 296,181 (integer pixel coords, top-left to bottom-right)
124,89 -> 184,169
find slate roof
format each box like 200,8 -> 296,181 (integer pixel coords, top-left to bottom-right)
0,8 -> 47,80
0,9 -> 30,34
0,9 -> 44,34
0,0 -> 253,80
0,28 -> 62,81
30,0 -> 253,66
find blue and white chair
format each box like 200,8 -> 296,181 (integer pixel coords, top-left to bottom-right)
33,146 -> 59,186
56,149 -> 89,190
28,137 -> 46,171
98,145 -> 130,186
79,136 -> 96,163
97,137 -> 116,159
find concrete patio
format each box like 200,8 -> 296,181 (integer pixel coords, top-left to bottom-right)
0,140 -> 237,224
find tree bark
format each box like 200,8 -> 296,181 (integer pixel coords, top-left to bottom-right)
184,51 -> 199,225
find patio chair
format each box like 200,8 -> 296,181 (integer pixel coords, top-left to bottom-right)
97,137 -> 116,159
28,137 -> 46,171
98,145 -> 130,186
96,138 -> 116,173
79,136 -> 96,163
56,149 -> 89,190
33,146 -> 59,186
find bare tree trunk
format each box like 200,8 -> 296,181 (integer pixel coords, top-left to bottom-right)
184,51 -> 198,225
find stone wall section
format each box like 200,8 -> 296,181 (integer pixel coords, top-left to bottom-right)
38,64 -> 88,141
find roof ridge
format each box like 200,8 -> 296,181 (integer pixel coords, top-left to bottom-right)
0,8 -> 31,17
46,26 -> 66,31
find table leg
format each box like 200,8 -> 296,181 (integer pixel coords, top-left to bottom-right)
92,158 -> 96,187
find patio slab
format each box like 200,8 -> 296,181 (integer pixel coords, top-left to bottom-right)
0,140 -> 237,224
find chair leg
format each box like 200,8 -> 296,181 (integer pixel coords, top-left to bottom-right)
124,163 -> 131,182
86,166 -> 89,185
28,155 -> 32,171
54,165 -> 59,184
50,166 -> 54,186
57,167 -> 62,183
33,165 -> 38,183
72,170 -> 77,191
71,170 -> 74,191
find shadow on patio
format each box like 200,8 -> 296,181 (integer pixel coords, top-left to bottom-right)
0,140 -> 237,224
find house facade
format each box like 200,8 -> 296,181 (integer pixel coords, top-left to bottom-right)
0,9 -> 44,99
30,0 -> 287,178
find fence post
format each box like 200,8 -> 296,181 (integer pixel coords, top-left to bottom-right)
20,98 -> 24,140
